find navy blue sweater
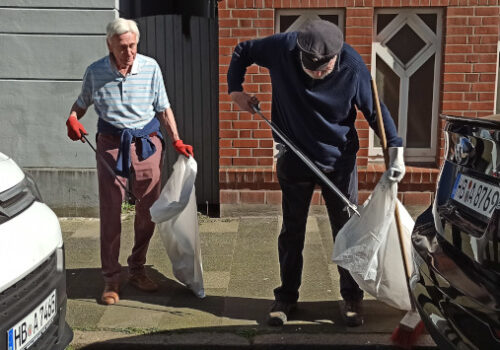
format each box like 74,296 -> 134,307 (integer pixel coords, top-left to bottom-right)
227,32 -> 402,172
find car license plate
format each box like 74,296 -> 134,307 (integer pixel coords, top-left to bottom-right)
7,290 -> 57,350
451,173 -> 500,219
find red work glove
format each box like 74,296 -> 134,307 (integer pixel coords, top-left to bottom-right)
173,140 -> 194,158
66,116 -> 88,141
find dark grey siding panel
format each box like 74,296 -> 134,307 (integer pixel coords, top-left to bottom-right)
0,9 -> 115,34
137,15 -> 219,211
0,36 -> 107,79
0,0 -> 115,8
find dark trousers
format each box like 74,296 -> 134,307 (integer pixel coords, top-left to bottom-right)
273,150 -> 364,303
96,133 -> 163,283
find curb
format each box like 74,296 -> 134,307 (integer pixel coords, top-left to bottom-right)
72,330 -> 437,349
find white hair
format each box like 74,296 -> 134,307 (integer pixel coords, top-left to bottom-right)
106,18 -> 140,43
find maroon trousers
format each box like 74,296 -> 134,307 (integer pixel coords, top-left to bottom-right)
96,133 -> 163,283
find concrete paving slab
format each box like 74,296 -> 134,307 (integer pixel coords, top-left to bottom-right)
72,331 -> 251,350
201,254 -> 233,271
305,216 -> 319,233
203,271 -> 231,289
203,287 -> 227,297
59,217 -> 91,238
199,219 -> 239,233
97,302 -> 165,329
225,277 -> 279,299
199,232 -> 238,256
66,299 -> 107,329
71,219 -> 100,239
305,230 -> 323,244
156,306 -> 226,330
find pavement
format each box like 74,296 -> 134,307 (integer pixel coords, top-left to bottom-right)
61,204 -> 438,349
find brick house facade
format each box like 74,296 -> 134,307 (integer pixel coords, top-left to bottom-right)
217,0 -> 500,208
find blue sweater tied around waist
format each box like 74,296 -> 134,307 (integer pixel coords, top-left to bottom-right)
97,117 -> 163,178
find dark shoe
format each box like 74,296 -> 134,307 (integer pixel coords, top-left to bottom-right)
267,300 -> 297,326
101,282 -> 120,305
340,299 -> 364,327
128,273 -> 159,292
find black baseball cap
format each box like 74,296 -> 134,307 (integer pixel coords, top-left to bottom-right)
297,20 -> 344,70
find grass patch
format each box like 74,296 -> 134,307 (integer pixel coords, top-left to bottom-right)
121,201 -> 135,214
236,327 -> 258,339
72,326 -> 159,335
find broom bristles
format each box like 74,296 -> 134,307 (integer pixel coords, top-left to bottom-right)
391,320 -> 425,349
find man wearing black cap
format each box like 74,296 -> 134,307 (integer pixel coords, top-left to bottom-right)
227,20 -> 405,327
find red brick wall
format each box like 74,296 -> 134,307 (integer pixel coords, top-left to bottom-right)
218,0 -> 500,206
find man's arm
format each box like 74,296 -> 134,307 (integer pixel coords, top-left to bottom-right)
227,35 -> 278,94
69,101 -> 88,120
156,108 -> 194,157
228,35 -> 283,113
156,107 -> 180,141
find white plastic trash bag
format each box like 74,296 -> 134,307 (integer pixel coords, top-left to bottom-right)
150,155 -> 205,298
331,180 -> 414,310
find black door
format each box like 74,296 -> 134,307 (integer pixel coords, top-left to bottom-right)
136,14 -> 220,216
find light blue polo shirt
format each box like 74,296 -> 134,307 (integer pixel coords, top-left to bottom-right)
76,53 -> 170,129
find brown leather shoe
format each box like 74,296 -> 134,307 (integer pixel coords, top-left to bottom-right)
101,282 -> 120,305
128,273 -> 158,292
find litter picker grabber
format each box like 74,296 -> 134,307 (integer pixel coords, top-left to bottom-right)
81,134 -> 140,204
251,104 -> 360,217
370,79 -> 424,348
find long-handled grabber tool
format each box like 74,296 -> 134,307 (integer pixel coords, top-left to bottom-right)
81,134 -> 140,204
252,104 -> 360,217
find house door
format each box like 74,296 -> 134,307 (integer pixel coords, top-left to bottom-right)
136,14 -> 220,216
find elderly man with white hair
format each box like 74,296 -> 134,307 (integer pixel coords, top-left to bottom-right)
65,18 -> 193,305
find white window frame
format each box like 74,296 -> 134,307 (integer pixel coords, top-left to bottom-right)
275,8 -> 345,34
371,8 -> 443,163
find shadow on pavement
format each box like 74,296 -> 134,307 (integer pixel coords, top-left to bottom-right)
66,266 -> 358,326
66,267 -> 433,349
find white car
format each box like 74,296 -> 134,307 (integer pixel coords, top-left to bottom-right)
0,152 -> 73,350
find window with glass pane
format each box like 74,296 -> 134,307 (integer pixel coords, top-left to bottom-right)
372,9 -> 442,162
407,55 -> 435,148
375,56 -> 400,148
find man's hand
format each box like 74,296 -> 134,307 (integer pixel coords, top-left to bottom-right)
173,140 -> 194,158
230,91 -> 259,114
66,115 -> 88,141
382,147 -> 405,183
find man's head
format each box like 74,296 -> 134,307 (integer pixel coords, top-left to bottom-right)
297,20 -> 343,79
106,18 -> 140,70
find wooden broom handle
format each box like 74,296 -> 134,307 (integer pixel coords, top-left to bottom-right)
370,79 -> 412,281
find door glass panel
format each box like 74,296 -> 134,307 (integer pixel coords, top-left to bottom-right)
386,24 -> 426,65
377,14 -> 397,34
280,15 -> 300,32
417,14 -> 437,33
407,55 -> 435,148
375,56 -> 400,147
318,15 -> 339,25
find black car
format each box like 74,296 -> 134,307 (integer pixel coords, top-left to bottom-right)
410,114 -> 500,350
